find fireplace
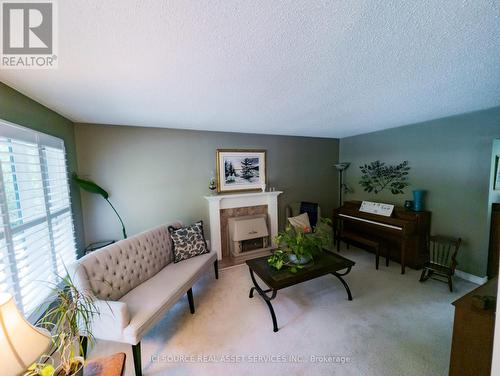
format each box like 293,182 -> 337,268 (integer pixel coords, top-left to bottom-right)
228,214 -> 270,260
241,238 -> 264,252
204,191 -> 282,267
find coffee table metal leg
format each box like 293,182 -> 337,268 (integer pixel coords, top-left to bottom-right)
249,287 -> 273,298
263,297 -> 278,333
331,266 -> 353,301
248,268 -> 279,332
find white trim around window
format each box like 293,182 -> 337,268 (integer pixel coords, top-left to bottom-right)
0,119 -> 77,317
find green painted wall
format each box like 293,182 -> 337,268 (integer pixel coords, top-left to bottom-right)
339,106 -> 500,276
0,82 -> 85,255
74,123 -> 339,244
3,79 -> 497,277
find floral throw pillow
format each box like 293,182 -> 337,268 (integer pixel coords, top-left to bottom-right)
168,221 -> 209,263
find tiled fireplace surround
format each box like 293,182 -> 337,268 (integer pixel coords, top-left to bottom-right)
205,191 -> 283,262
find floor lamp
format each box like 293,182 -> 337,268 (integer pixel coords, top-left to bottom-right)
334,162 -> 350,207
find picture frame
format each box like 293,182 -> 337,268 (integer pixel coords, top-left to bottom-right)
216,149 -> 266,193
494,155 -> 500,190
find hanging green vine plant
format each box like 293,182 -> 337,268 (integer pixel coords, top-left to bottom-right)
359,160 -> 410,194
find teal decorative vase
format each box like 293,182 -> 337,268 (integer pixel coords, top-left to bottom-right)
412,190 -> 425,211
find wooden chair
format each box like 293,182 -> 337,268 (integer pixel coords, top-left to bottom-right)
286,202 -> 336,251
419,235 -> 462,292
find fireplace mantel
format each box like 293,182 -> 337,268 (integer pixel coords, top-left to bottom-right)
204,191 -> 283,260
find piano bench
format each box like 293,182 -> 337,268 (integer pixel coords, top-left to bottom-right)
337,231 -> 389,270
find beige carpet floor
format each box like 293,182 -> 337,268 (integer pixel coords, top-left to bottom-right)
88,246 -> 477,376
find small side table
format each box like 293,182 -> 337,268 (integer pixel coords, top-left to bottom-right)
84,352 -> 126,376
85,240 -> 115,255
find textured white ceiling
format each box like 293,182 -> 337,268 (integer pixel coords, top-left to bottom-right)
1,0 -> 500,138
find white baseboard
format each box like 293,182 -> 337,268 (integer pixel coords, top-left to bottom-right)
455,269 -> 488,285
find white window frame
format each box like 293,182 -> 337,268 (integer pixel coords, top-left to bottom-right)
0,119 -> 77,318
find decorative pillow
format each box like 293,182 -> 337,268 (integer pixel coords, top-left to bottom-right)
288,212 -> 312,233
168,221 -> 209,263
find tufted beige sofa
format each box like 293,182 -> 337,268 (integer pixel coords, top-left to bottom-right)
69,223 -> 218,376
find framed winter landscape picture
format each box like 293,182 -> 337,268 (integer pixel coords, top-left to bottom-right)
216,149 -> 266,193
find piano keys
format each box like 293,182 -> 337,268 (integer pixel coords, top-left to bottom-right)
333,200 -> 431,274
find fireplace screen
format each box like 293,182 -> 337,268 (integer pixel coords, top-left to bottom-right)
240,237 -> 264,252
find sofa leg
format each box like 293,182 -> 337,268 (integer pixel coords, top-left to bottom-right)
214,259 -> 219,280
79,335 -> 88,358
187,288 -> 195,314
132,342 -> 142,376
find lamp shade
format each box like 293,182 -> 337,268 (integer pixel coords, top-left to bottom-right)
334,162 -> 351,171
0,293 -> 51,375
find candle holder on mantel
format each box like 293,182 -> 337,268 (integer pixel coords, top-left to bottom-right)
208,171 -> 217,195
334,162 -> 351,207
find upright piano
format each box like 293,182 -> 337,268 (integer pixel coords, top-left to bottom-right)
333,200 -> 431,273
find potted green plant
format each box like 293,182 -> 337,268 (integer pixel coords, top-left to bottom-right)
37,272 -> 100,376
72,174 -> 127,239
268,218 -> 332,272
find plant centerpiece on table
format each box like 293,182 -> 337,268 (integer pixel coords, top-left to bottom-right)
36,271 -> 100,376
268,218 -> 332,273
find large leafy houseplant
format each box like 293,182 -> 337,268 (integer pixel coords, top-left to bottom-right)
268,218 -> 332,273
37,272 -> 100,376
72,174 -> 127,239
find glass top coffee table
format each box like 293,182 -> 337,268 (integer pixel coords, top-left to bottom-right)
246,250 -> 355,332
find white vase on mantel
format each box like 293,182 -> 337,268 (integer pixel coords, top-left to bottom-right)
261,183 -> 266,192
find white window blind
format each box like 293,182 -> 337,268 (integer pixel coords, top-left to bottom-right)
0,120 -> 77,316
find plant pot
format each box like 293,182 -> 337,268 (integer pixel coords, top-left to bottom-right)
54,357 -> 84,376
288,253 -> 312,265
